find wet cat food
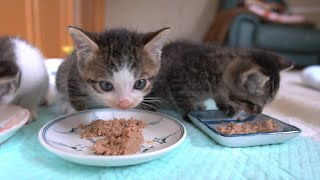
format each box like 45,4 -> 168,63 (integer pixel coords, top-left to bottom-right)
78,118 -> 145,155
216,119 -> 278,135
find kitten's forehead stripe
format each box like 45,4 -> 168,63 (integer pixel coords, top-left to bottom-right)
112,66 -> 135,89
87,29 -> 160,83
92,29 -> 146,72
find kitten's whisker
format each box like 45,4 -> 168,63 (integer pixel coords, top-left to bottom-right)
143,98 -> 169,105
137,104 -> 146,110
149,102 -> 161,109
137,104 -> 142,110
142,100 -> 162,108
144,96 -> 162,99
143,97 -> 165,103
137,104 -> 147,111
140,102 -> 158,111
139,103 -> 149,110
143,100 -> 163,104
144,97 -> 164,101
143,96 -> 167,110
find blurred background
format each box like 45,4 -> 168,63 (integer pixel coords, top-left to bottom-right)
0,0 -> 319,67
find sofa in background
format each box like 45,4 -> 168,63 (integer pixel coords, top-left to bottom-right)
204,0 -> 320,67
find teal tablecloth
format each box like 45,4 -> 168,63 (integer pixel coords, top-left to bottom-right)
1,107 -> 320,179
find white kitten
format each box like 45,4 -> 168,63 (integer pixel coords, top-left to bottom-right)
43,58 -> 75,114
0,37 -> 48,122
44,58 -> 63,106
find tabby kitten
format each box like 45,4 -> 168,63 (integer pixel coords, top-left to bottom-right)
0,37 -> 48,122
150,41 -> 292,118
56,27 -> 170,112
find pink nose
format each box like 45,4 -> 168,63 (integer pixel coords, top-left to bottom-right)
118,99 -> 131,109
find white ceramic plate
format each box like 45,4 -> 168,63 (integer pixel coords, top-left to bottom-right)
0,105 -> 30,144
38,109 -> 186,167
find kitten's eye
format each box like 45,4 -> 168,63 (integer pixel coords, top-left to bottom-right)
99,81 -> 113,91
133,79 -> 146,90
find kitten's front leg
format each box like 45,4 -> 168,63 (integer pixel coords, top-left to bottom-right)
176,101 -> 196,120
62,101 -> 76,114
215,98 -> 240,117
16,95 -> 41,123
171,91 -> 197,120
216,103 -> 237,116
195,101 -> 207,111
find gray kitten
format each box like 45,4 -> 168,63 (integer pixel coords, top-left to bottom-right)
150,41 -> 293,118
0,36 -> 48,122
56,27 -> 170,112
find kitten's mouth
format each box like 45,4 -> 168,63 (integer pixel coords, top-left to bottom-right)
115,102 -> 135,109
116,106 -> 133,109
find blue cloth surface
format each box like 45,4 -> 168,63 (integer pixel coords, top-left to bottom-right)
1,107 -> 320,180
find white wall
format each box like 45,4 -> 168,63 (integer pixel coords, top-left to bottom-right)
105,0 -> 320,41
105,0 -> 219,41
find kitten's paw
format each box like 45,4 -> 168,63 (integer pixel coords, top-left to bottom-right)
182,114 -> 191,121
62,102 -> 76,114
195,103 -> 207,111
217,103 -> 238,117
225,109 -> 237,117
177,108 -> 192,121
27,110 -> 38,123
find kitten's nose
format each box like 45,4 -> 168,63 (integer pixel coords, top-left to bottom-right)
118,99 -> 131,109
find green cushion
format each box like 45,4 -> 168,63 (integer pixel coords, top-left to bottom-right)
226,13 -> 320,66
255,24 -> 320,53
227,13 -> 260,47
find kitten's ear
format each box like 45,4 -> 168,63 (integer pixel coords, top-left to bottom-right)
143,28 -> 171,62
68,26 -> 99,60
274,57 -> 294,71
240,68 -> 270,95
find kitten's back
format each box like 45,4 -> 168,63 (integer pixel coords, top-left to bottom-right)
0,37 -> 48,121
12,38 -> 48,92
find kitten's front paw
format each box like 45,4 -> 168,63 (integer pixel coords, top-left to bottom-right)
28,111 -> 38,123
182,113 -> 191,121
225,109 -> 237,117
178,109 -> 191,121
62,102 -> 76,114
195,103 -> 207,111
216,103 -> 239,117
